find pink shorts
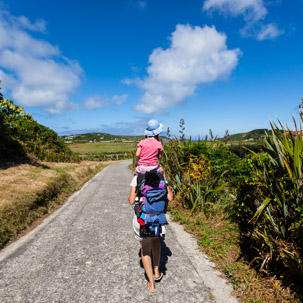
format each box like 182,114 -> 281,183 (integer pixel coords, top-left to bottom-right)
135,164 -> 162,175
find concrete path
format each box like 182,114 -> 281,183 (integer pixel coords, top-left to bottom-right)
0,161 -> 238,303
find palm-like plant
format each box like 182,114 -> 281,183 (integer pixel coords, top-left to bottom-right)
248,116 -> 303,281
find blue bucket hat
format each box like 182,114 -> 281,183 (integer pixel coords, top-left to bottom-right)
144,119 -> 163,136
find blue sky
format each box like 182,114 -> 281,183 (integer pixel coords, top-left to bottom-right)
0,0 -> 302,138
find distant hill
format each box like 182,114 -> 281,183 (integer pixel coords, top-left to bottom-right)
61,132 -> 168,143
218,129 -> 271,142
62,129 -> 271,144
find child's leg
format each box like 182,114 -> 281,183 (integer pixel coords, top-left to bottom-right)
135,166 -> 140,175
157,165 -> 164,175
135,165 -> 150,175
136,165 -> 159,175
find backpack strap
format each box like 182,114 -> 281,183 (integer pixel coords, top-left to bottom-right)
134,173 -> 145,219
136,173 -> 145,194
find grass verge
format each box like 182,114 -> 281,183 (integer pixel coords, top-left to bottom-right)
168,200 -> 300,303
0,160 -> 110,249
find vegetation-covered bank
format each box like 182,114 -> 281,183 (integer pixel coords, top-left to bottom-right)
0,161 -> 108,248
0,91 -> 79,163
158,117 -> 303,302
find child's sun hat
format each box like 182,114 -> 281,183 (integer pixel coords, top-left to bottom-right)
144,119 -> 163,136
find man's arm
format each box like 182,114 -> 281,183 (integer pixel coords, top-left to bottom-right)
128,186 -> 137,205
167,186 -> 173,201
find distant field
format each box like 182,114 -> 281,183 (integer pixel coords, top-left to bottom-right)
69,142 -> 137,154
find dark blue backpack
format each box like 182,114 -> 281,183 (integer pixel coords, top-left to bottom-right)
135,170 -> 168,237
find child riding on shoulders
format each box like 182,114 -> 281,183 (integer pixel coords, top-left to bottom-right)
135,119 -> 164,175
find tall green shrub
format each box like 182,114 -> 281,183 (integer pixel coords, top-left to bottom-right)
238,117 -> 303,285
161,139 -> 244,213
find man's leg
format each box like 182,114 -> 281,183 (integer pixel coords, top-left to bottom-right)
151,237 -> 161,278
140,240 -> 155,291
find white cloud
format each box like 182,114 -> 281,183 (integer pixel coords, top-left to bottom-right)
112,94 -> 128,105
0,69 -> 17,91
0,10 -> 83,114
84,94 -> 128,109
203,0 -> 267,23
121,77 -> 143,86
84,96 -> 108,109
203,0 -> 283,40
13,15 -> 47,33
129,24 -> 240,114
256,23 -> 284,40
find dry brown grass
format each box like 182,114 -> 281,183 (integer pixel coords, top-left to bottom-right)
0,160 -> 113,248
0,161 -> 105,207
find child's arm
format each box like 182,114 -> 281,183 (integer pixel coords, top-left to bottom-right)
136,147 -> 141,158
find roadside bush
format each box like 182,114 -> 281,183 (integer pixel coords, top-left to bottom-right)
0,96 -> 79,163
161,130 -> 303,292
153,118 -> 303,297
236,119 -> 303,289
161,139 -> 247,214
227,142 -> 264,158
0,111 -> 27,161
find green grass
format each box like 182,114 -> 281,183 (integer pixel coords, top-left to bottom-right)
69,142 -> 137,154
